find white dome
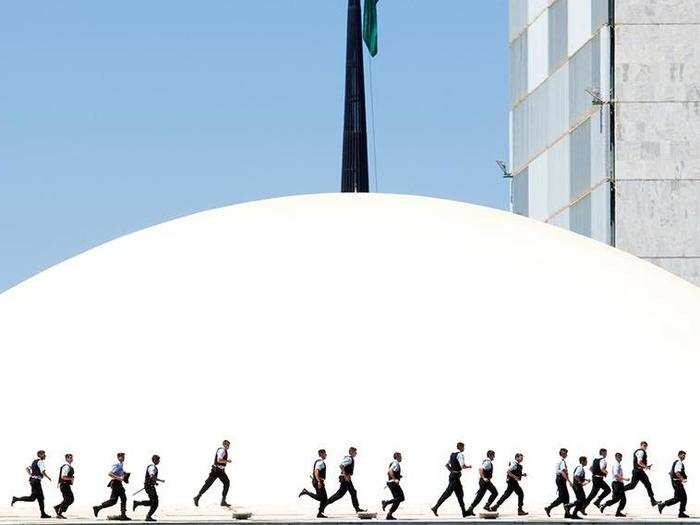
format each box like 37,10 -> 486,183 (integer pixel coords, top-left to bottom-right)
2,193 -> 699,518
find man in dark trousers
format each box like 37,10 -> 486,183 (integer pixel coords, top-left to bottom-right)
381,452 -> 404,520
600,452 -> 630,517
431,442 -> 472,517
54,453 -> 75,519
93,452 -> 130,520
624,441 -> 660,506
194,440 -> 232,507
133,455 -> 164,521
325,447 -> 366,513
658,450 -> 689,518
585,448 -> 611,511
545,448 -> 572,518
465,450 -> 499,516
491,452 -> 528,516
11,449 -> 52,518
298,449 -> 329,518
565,456 -> 590,519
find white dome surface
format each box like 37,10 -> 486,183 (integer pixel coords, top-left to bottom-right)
2,193 -> 699,517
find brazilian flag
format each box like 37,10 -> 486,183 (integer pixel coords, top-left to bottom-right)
363,0 -> 379,57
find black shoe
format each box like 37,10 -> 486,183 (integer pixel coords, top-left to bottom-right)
490,505 -> 499,512
316,513 -> 327,518
431,507 -> 438,517
653,500 -> 662,507
381,501 -> 388,511
356,508 -> 367,513
54,505 -> 61,514
679,513 -> 690,518
463,509 -> 475,517
41,514 -> 52,519
544,506 -> 552,517
93,506 -> 100,517
658,503 -> 665,514
386,516 -> 396,520
120,515 -> 131,521
570,515 -> 582,520
615,512 -> 626,517
564,511 -> 572,519
11,497 -> 17,507
146,517 -> 157,522
518,509 -> 528,516
56,514 -> 67,520
580,508 -> 587,516
299,489 -> 308,498
221,501 -> 231,508
484,505 -> 492,512
132,501 -> 138,512
193,496 -> 200,507
599,505 -> 606,514
594,501 -> 601,510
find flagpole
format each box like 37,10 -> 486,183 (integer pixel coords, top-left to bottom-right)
340,0 -> 370,193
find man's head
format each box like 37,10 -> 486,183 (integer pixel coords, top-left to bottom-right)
487,450 -> 495,460
349,447 -> 357,458
117,452 -> 125,462
65,453 -> 73,464
37,450 -> 46,460
640,441 -> 648,450
679,451 -> 687,461
579,456 -> 587,466
152,455 -> 161,465
515,453 -> 524,463
394,452 -> 402,462
615,452 -> 623,462
223,440 -> 231,450
599,448 -> 607,458
318,449 -> 327,460
457,442 -> 465,452
559,448 -> 568,458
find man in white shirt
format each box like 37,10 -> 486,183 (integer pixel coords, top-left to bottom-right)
93,452 -> 130,520
624,441 -> 660,506
298,449 -> 330,518
565,456 -> 590,519
133,454 -> 164,521
54,453 -> 75,519
545,448 -> 572,518
381,452 -> 405,520
194,440 -> 232,508
11,449 -> 52,518
658,450 -> 689,518
600,452 -> 629,517
325,447 -> 366,513
491,453 -> 528,516
465,450 -> 499,516
585,448 -> 611,511
431,442 -> 472,517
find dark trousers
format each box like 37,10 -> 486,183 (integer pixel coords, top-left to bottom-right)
548,476 -> 570,511
569,483 -> 586,515
326,477 -> 361,511
585,477 -> 610,508
469,478 -> 498,510
603,480 -> 627,513
302,479 -> 329,513
96,481 -> 127,516
197,466 -> 230,501
434,473 -> 467,513
135,485 -> 159,518
624,468 -> 656,503
57,484 -> 74,514
663,480 -> 687,514
495,479 -> 524,509
15,479 -> 47,516
385,482 -> 405,515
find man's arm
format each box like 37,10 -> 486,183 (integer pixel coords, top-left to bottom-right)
388,467 -> 398,482
42,469 -> 52,482
314,468 -> 324,484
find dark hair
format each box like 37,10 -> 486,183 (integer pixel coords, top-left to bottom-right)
393,452 -> 401,460
559,448 -> 568,455
457,442 -> 465,449
579,456 -> 587,463
515,453 -> 523,459
152,455 -> 160,462
349,447 -> 357,454
487,450 -> 495,457
223,440 -> 231,446
615,452 -> 623,459
679,450 -> 686,456
65,453 -> 73,460
640,441 -> 648,446
318,449 -> 326,457
117,452 -> 125,458
599,448 -> 607,455
37,450 -> 45,457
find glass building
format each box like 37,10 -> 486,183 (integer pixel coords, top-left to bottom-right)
509,0 -> 700,285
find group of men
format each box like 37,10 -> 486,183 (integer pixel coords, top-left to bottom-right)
10,440 -> 690,521
544,442 -> 689,519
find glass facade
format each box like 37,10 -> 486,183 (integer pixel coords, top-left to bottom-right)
509,0 -> 612,245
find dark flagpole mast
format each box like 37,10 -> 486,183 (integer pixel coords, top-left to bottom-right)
341,0 -> 370,192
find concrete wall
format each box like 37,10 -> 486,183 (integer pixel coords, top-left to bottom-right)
614,0 -> 700,285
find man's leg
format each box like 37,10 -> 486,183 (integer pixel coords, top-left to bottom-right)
595,480 -> 611,506
386,483 -> 404,516
678,484 -> 687,515
34,482 -> 47,516
454,478 -> 467,515
196,468 -> 218,498
347,481 -> 362,511
624,470 -> 641,492
485,482 -> 498,508
468,480 -> 488,510
639,471 -> 656,504
145,486 -> 159,519
586,478 -> 601,507
317,485 -> 328,515
433,480 -> 454,511
97,487 -> 120,513
14,480 -> 40,504
494,483 -> 514,508
514,484 -> 525,510
218,471 -> 230,503
326,480 -> 349,506
117,484 -> 127,516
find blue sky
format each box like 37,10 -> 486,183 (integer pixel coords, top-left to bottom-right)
0,1 -> 509,292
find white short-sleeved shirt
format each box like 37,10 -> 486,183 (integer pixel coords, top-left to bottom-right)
147,465 -> 157,477
30,460 -> 45,478
457,452 -> 466,468
613,461 -> 623,480
482,459 -> 492,470
600,458 -> 608,471
389,460 -> 400,472
574,465 -> 585,478
60,464 -> 72,478
216,448 -> 227,461
635,450 -> 645,464
340,455 -> 353,467
509,462 -> 520,473
314,459 -> 326,471
674,460 -> 685,473
556,459 -> 567,475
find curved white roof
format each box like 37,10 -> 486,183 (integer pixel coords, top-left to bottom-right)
2,193 -> 699,516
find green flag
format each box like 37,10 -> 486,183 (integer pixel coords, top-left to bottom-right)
363,0 -> 379,57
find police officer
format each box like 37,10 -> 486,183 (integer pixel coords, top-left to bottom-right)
134,455 -> 164,521
491,453 -> 528,516
544,448 -> 572,518
657,450 -> 689,518
381,452 -> 404,520
93,452 -> 130,520
298,449 -> 329,518
194,440 -> 232,507
431,442 -> 472,517
465,450 -> 499,516
624,441 -> 660,506
565,456 -> 590,519
325,447 -> 366,513
11,450 -> 52,518
54,453 -> 75,519
600,452 -> 629,517
585,448 -> 611,511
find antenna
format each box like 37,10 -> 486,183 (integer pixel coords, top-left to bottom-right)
496,160 -> 512,179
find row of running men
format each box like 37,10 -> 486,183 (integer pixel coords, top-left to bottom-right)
9,440 -> 690,521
